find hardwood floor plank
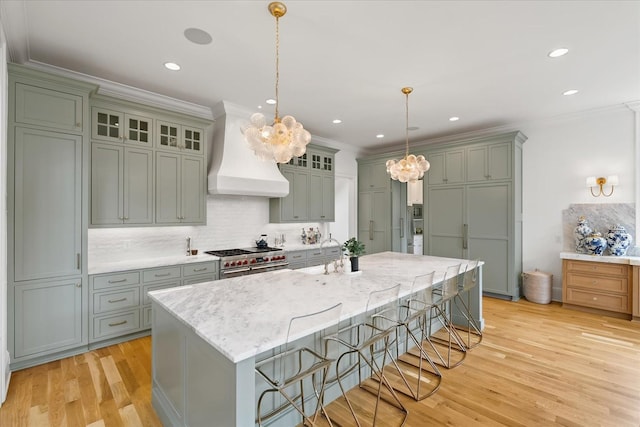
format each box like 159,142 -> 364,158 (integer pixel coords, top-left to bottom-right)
2,297 -> 640,426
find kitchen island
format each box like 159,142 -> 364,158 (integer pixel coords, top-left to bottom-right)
149,251 -> 483,427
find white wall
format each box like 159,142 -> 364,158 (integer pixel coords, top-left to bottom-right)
519,105 -> 635,300
0,20 -> 8,405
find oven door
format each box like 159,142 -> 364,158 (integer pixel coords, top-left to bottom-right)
220,266 -> 251,279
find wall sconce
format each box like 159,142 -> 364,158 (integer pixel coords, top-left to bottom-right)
586,175 -> 619,197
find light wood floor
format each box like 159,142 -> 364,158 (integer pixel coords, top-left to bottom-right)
1,297 -> 639,426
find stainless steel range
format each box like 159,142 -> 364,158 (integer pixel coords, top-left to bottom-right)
205,247 -> 288,279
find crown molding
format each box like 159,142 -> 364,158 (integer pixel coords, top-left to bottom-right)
0,0 -> 28,64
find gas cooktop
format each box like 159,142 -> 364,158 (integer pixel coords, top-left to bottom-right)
205,247 -> 282,257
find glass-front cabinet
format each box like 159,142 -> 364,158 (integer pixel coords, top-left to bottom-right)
156,120 -> 204,154
92,107 -> 153,146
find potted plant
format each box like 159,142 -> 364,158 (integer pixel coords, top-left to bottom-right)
342,237 -> 365,272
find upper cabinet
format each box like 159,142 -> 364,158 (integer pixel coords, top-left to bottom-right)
466,142 -> 511,182
269,145 -> 338,223
15,82 -> 84,133
427,148 -> 465,185
359,161 -> 391,191
92,107 -> 153,146
89,97 -> 210,227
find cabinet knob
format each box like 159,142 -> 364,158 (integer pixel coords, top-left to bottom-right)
76,283 -> 81,288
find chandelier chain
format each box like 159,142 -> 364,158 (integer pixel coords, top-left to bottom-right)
405,90 -> 409,159
274,13 -> 280,122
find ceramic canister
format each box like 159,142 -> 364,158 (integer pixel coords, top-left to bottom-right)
606,224 -> 633,256
573,216 -> 592,253
584,232 -> 607,256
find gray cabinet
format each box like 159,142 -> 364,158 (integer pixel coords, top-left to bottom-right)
91,143 -> 154,225
425,131 -> 525,300
286,246 -> 344,269
427,149 -> 465,185
156,153 -> 206,224
156,120 -> 204,154
91,106 -> 153,146
8,64 -> 95,370
270,145 -> 337,223
358,158 -> 392,254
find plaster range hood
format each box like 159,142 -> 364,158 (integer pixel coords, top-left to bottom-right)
208,101 -> 289,197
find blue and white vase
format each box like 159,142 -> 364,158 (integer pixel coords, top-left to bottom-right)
584,232 -> 607,256
573,216 -> 592,253
606,224 -> 633,256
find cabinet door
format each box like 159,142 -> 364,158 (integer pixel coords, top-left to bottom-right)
320,174 -> 335,221
14,127 -> 82,281
487,143 -> 511,180
359,161 -> 390,191
92,107 -> 124,142
157,120 -> 180,150
467,183 -> 511,295
13,278 -> 83,358
156,152 -> 181,223
124,147 -> 154,224
91,143 -> 124,225
428,150 -> 464,185
358,190 -> 389,254
182,126 -> 204,154
124,113 -> 153,147
181,155 -> 206,224
291,171 -> 309,221
427,186 -> 464,259
15,83 -> 83,132
309,173 -> 334,221
466,146 -> 488,182
427,152 -> 446,185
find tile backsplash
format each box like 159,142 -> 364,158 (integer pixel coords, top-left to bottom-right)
88,195 -> 326,263
562,203 -> 637,255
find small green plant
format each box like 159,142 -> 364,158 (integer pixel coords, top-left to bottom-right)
342,237 -> 366,257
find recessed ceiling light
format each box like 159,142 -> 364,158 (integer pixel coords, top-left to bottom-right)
257,105 -> 263,109
332,119 -> 342,124
449,116 -> 460,122
548,48 -> 569,58
184,28 -> 213,45
164,62 -> 181,71
563,89 -> 579,96
376,134 -> 384,139
265,99 -> 277,105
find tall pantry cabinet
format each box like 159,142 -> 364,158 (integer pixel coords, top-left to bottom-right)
7,64 -> 96,369
426,131 -> 526,300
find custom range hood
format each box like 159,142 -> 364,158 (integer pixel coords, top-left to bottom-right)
208,101 -> 289,197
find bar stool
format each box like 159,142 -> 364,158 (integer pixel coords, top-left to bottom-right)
255,302 -> 343,427
327,284 -> 408,426
427,263 -> 467,368
390,271 -> 443,401
453,259 -> 482,349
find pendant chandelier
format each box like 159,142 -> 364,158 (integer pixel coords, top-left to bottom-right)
386,87 -> 430,183
242,2 -> 311,164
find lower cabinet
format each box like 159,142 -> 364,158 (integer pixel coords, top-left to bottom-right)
562,259 -> 631,316
11,278 -> 85,361
286,246 -> 344,270
89,261 -> 217,345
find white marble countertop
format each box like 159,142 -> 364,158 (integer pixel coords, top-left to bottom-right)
149,251 -> 480,363
560,251 -> 640,266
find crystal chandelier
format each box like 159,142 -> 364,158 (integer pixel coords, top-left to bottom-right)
386,87 -> 430,183
242,2 -> 311,164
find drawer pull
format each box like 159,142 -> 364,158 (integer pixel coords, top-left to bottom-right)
108,278 -> 127,284
108,297 -> 127,303
193,268 -> 208,272
155,273 -> 171,277
108,320 -> 127,327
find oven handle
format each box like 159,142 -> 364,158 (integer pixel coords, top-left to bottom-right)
221,267 -> 251,276
251,262 -> 289,271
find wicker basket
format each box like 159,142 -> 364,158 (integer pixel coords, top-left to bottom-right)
522,270 -> 553,304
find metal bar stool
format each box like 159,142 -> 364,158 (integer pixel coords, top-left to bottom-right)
427,263 -> 467,368
452,259 -> 483,349
255,302 -> 343,427
326,284 -> 408,426
388,271 -> 443,401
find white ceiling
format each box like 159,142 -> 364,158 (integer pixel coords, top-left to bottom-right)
2,0 -> 639,151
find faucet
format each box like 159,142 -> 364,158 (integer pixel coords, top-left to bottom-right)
320,234 -> 343,274
186,237 -> 191,256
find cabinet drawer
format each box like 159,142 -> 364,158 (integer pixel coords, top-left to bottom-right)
566,261 -> 627,277
142,281 -> 180,305
182,262 -> 217,277
566,274 -> 628,294
565,288 -> 630,314
93,288 -> 139,314
183,275 -> 216,286
324,247 -> 342,258
287,251 -> 307,262
143,266 -> 181,283
92,272 -> 140,290
92,310 -> 140,340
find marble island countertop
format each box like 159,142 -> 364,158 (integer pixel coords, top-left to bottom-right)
149,251 -> 480,363
560,251 -> 640,266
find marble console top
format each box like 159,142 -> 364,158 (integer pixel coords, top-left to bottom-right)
149,251 -> 480,363
560,251 -> 640,266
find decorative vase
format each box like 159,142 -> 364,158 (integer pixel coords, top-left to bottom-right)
573,216 -> 592,253
584,232 -> 607,256
606,224 -> 633,256
350,256 -> 359,272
